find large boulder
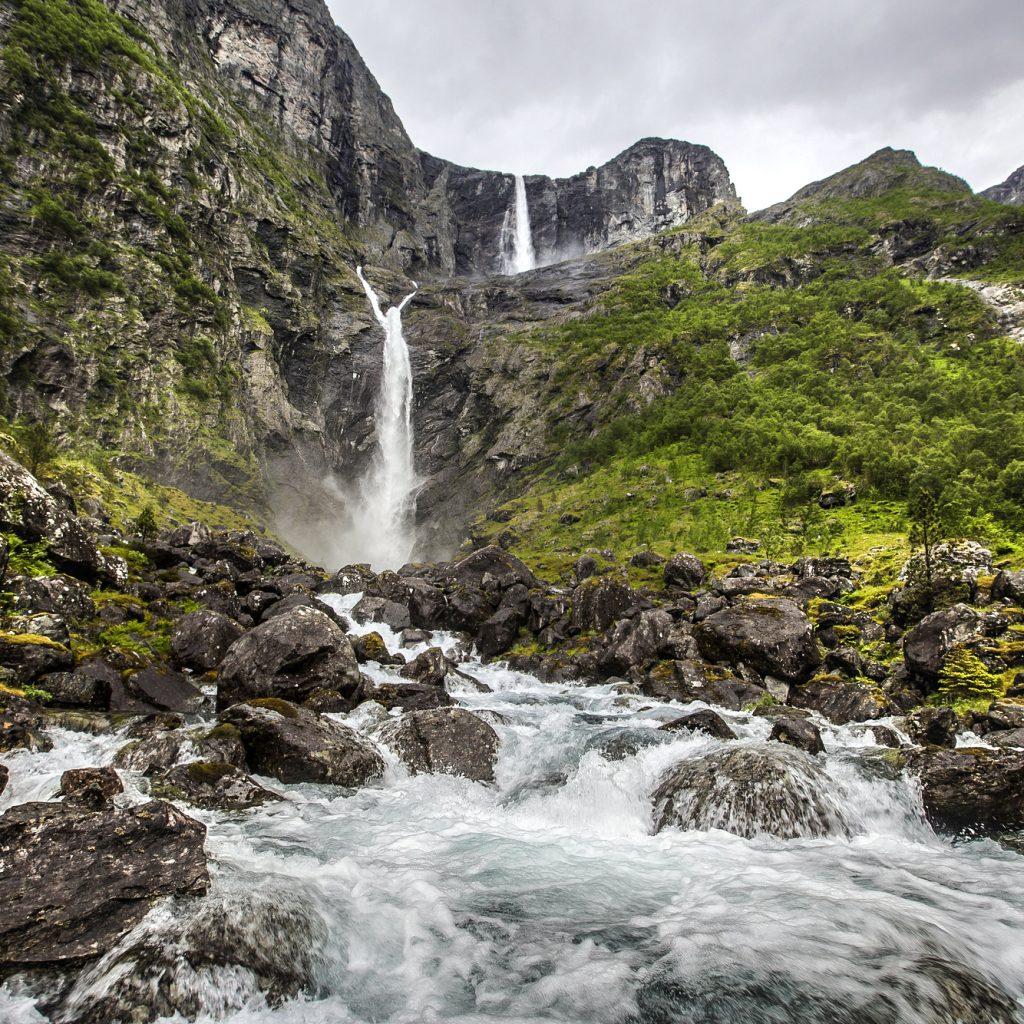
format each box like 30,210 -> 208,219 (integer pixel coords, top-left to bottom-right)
570,576 -> 638,632
220,699 -> 385,787
0,799 -> 208,971
443,545 -> 540,591
151,761 -> 282,811
478,605 -> 524,657
768,716 -> 825,755
905,746 -> 1024,830
125,667 -> 204,714
0,629 -> 73,684
381,707 -> 499,783
651,744 -> 850,839
788,675 -> 889,725
903,604 -> 981,681
36,670 -> 110,710
694,597 -> 821,682
351,595 -> 411,631
904,706 -> 959,748
0,451 -> 108,580
661,709 -> 737,740
59,766 -> 124,809
6,574 -> 95,621
170,610 -> 244,673
216,607 -> 360,711
992,570 -> 1024,604
663,552 -> 708,590
599,609 -> 675,676
889,541 -> 992,626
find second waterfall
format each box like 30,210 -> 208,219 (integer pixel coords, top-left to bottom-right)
501,174 -> 536,274
346,266 -> 418,569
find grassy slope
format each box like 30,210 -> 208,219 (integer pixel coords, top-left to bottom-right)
471,167 -> 1024,586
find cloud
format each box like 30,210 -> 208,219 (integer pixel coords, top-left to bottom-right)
328,0 -> 1024,210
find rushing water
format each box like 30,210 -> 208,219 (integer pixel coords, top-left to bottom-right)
501,175 -> 536,274
341,268 -> 419,570
3,594 -> 1024,1023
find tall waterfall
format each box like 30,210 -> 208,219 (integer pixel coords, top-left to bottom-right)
500,174 -> 536,274
346,266 -> 418,569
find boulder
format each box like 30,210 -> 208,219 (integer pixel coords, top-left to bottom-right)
969,701 -> 1024,735
351,595 -> 411,631
0,629 -> 73,684
400,646 -> 458,688
151,761 -> 282,811
191,722 -> 248,768
651,744 -> 850,839
769,716 -> 825,755
382,707 -> 499,782
443,545 -> 540,591
37,670 -> 110,709
585,726 -> 673,761
570,576 -> 637,632
0,764 -> 7,796
59,766 -> 123,809
0,691 -> 52,753
261,591 -> 344,626
890,542 -> 992,626
903,604 -> 981,680
358,680 -> 455,712
992,570 -> 1024,604
220,699 -> 385,787
0,451 -> 107,581
906,746 -> 1024,830
216,606 -> 360,711
126,667 -> 204,714
660,709 -> 737,740
629,550 -> 665,568
904,706 -> 959,748
0,799 -> 208,970
170,610 -> 244,673
478,605 -> 523,657
789,675 -> 889,725
599,609 -> 674,676
663,552 -> 707,590
694,598 -> 821,682
988,728 -> 1024,749
640,659 -> 766,711
353,631 -> 399,664
6,574 -> 95,621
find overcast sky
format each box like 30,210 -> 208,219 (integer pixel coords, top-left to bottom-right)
327,0 -> 1024,211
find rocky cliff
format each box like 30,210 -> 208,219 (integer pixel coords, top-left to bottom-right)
982,164 -> 1024,207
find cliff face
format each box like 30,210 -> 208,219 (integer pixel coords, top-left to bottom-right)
422,138 -> 739,277
982,165 -> 1024,207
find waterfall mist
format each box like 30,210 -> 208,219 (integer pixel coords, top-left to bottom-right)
500,174 -> 536,274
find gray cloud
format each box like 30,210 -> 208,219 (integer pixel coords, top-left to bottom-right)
328,0 -> 1024,210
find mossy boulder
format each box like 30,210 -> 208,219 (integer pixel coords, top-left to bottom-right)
151,760 -> 282,811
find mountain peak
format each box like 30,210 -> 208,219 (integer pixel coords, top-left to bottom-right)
981,164 -> 1024,206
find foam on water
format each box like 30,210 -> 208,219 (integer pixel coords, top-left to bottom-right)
3,597 -> 1024,1022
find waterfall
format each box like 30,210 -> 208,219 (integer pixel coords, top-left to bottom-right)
344,266 -> 418,569
500,174 -> 536,274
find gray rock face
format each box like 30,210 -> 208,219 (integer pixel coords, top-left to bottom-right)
694,598 -> 821,682
216,606 -> 360,711
651,744 -> 851,839
220,698 -> 385,786
0,799 -> 208,970
422,138 -> 739,276
981,165 -> 1024,207
906,746 -> 1024,830
381,707 -> 499,783
170,610 -> 244,673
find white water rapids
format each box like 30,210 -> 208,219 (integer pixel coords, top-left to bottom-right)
3,595 -> 1024,1023
501,175 -> 536,274
341,268 -> 418,570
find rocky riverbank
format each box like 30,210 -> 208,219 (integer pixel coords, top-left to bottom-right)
2,445 -> 1024,1019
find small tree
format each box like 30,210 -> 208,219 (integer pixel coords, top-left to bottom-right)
18,419 -> 59,478
907,474 -> 967,609
133,504 -> 159,540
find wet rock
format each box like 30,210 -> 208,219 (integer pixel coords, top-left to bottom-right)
571,575 -> 638,632
663,552 -> 707,590
661,709 -> 737,740
358,679 -> 455,712
151,761 -> 282,811
191,722 -> 247,768
302,688 -> 349,713
600,609 -> 674,676
0,764 -> 6,796
967,700 -> 1024,735
769,716 -> 825,755
478,605 -> 524,657
260,591 -> 344,626
903,603 -> 981,681
652,744 -> 850,839
399,628 -> 431,646
382,707 -> 499,782
443,545 -> 540,591
0,692 -> 52,753
789,675 -> 889,725
585,726 -> 673,761
126,666 -> 204,714
400,646 -> 458,688
904,706 -> 959,748
220,698 -> 385,787
906,746 -> 1024,830
170,610 -> 244,673
6,574 -> 95,621
869,724 -> 903,748
641,659 -> 766,711
353,631 -> 400,664
405,579 -> 449,628
0,629 -> 73,685
61,886 -> 324,1023
37,670 -> 110,709
217,607 -> 360,711
113,727 -> 184,773
59,766 -> 123,809
0,799 -> 208,970
694,597 -> 821,682
988,728 -> 1024,749
351,594 -> 411,631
